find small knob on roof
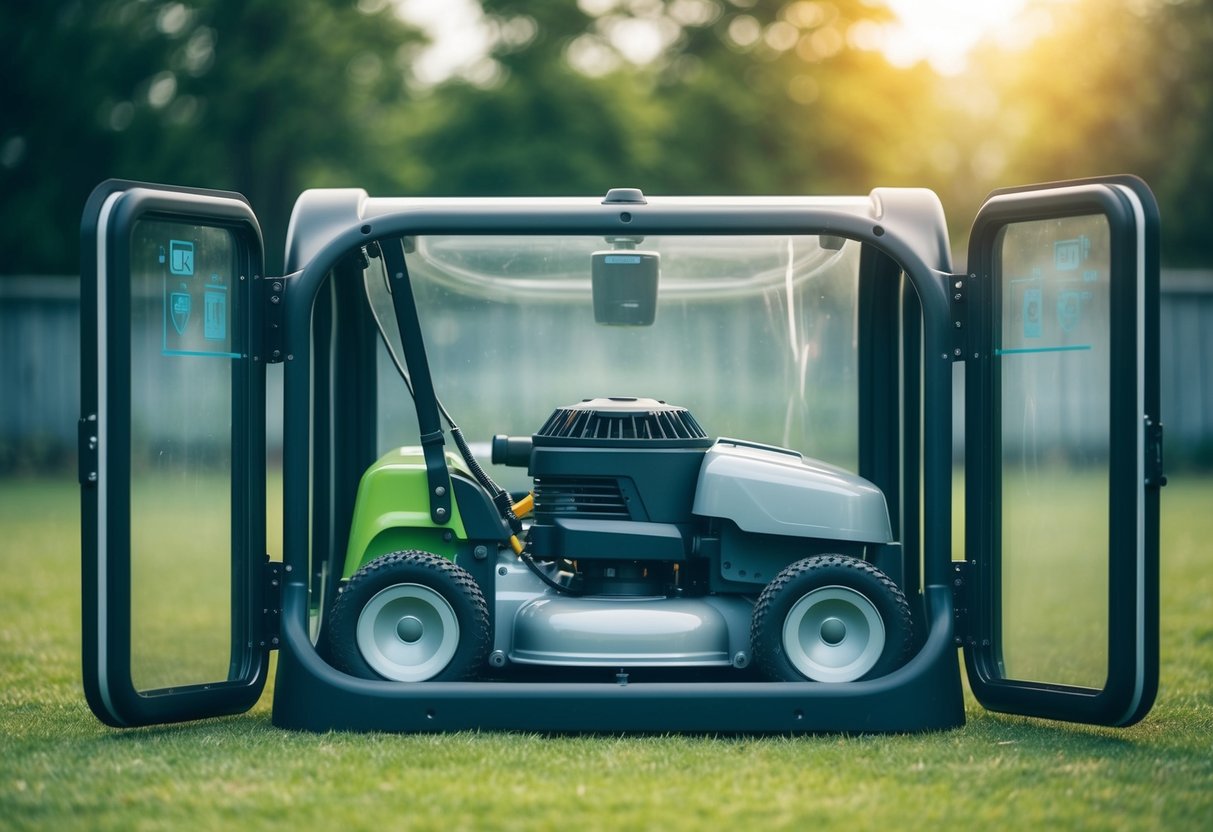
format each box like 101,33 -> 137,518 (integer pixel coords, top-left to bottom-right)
602,188 -> 647,205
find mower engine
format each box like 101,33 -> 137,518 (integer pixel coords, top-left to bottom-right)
485,396 -> 902,675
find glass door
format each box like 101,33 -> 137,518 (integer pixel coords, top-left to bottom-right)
963,176 -> 1160,726
80,181 -> 270,727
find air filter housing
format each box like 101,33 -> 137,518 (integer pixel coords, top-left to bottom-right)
533,397 -> 711,448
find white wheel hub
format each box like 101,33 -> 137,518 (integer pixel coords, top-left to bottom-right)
782,585 -> 885,682
356,582 -> 459,682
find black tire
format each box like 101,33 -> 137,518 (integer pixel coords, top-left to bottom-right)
751,555 -> 912,683
328,550 -> 490,682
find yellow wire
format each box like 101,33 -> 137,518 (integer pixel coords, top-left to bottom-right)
511,492 -> 534,519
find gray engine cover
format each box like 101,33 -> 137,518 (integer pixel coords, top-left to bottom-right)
692,439 -> 892,544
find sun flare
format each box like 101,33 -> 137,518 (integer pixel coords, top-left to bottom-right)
879,0 -> 1037,74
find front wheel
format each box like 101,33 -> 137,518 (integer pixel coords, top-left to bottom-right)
751,555 -> 912,683
328,550 -> 490,682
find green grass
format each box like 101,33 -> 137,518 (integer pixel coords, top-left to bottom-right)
2,476 -> 1212,831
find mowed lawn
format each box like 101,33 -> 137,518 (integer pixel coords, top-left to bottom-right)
1,475 -> 1211,831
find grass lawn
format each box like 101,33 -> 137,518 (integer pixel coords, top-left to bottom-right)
1,475 -> 1211,831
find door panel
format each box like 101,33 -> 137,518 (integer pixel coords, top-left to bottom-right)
963,177 -> 1159,727
81,181 -> 269,727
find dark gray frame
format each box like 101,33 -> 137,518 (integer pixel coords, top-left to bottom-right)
269,195 -> 968,732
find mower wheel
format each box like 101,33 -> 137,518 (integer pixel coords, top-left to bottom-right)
751,555 -> 912,683
329,550 -> 490,682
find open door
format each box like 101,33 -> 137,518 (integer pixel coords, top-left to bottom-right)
80,181 -> 270,727
963,176 -> 1160,726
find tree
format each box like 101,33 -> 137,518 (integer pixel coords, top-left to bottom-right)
0,0 -> 424,274
968,0 -> 1213,264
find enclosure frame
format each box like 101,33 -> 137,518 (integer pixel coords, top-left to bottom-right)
79,178 -> 1160,734
269,193 -> 967,733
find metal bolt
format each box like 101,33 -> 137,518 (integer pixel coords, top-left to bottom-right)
953,293 -> 963,301
272,281 -> 283,292
732,651 -> 750,669
284,564 -> 292,572
954,348 -> 963,357
498,566 -> 508,576
442,530 -> 453,542
435,507 -> 447,519
489,650 -> 507,668
473,545 -> 488,560
87,472 -> 97,483
270,295 -> 280,304
954,321 -> 962,329
435,486 -> 446,497
941,353 -> 949,360
954,280 -> 964,290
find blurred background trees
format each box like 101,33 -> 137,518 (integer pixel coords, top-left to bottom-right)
2,0 -> 1210,273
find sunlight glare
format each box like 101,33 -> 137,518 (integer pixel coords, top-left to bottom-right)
879,0 -> 1031,75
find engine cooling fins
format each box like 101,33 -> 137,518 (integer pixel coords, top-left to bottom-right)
534,397 -> 712,448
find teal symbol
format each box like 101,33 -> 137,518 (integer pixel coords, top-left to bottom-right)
1023,287 -> 1042,339
1057,291 -> 1082,333
170,292 -> 191,334
203,286 -> 227,341
169,240 -> 194,275
1054,236 -> 1090,271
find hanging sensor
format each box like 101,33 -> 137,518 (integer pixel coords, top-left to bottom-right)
591,249 -> 659,326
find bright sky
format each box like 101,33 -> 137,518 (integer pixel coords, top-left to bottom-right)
395,0 -> 488,86
879,0 -> 1032,74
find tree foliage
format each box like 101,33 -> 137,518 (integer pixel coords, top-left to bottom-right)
2,0 -> 1210,271
1,0 -> 423,273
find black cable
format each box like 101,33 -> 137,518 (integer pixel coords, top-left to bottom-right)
364,240 -> 521,534
519,553 -> 584,596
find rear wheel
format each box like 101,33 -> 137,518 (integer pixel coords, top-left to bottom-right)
751,555 -> 912,683
329,550 -> 490,682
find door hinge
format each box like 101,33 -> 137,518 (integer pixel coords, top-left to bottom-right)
77,414 -> 98,487
259,274 -> 289,364
952,559 -> 975,646
1145,416 -> 1167,488
260,558 -> 283,651
946,273 -> 977,363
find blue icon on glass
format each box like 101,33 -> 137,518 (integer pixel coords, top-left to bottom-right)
169,240 -> 195,276
170,292 -> 191,335
1054,236 -> 1090,271
1023,287 -> 1042,339
204,287 -> 227,341
1057,290 -> 1082,333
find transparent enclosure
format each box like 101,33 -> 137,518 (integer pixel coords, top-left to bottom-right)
368,234 -> 866,490
996,214 -> 1111,689
127,219 -> 243,691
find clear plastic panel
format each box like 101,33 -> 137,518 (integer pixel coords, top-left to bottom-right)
127,219 -> 240,691
372,234 -> 862,493
996,215 -> 1110,689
